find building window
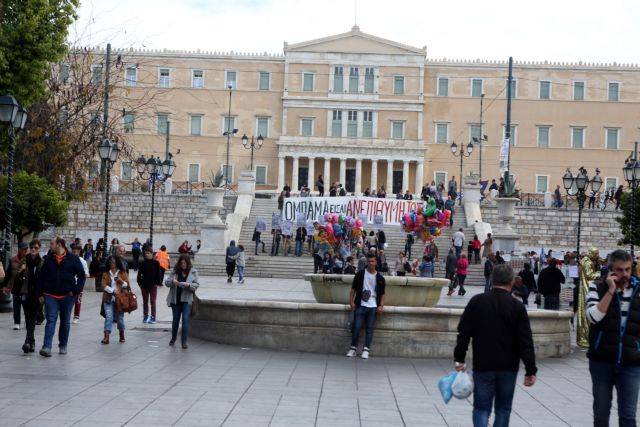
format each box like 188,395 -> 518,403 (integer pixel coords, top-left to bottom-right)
221,164 -> 233,183
225,70 -> 237,89
188,164 -> 200,182
573,81 -> 585,101
259,71 -> 270,90
502,125 -> 517,146
435,123 -> 449,144
539,81 -> 551,100
256,117 -> 269,137
303,72 -> 314,92
347,110 -> 357,137
159,68 -> 171,88
89,161 -> 100,178
505,79 -> 517,98
332,110 -> 342,137
434,171 -> 447,187
471,78 -> 483,97
362,111 -> 373,138
393,75 -> 405,95
123,113 -> 135,133
571,127 -> 585,149
469,124 -> 481,142
605,177 -> 618,193
364,67 -> 374,94
391,121 -> 404,139
608,82 -> 620,102
91,65 -> 103,84
300,118 -> 313,136
59,63 -> 70,84
122,162 -> 132,180
157,114 -> 169,134
606,128 -> 619,150
190,115 -> 202,136
537,126 -> 550,148
349,67 -> 359,93
223,116 -> 236,134
437,77 -> 449,96
125,66 -> 137,87
535,175 -> 549,193
192,70 -> 204,88
333,66 -> 343,92
256,165 -> 267,185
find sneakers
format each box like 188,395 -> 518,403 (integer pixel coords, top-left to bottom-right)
148,316 -> 156,324
13,324 -> 20,330
22,343 -> 31,354
169,338 -> 176,346
39,348 -> 51,357
72,317 -> 79,324
346,347 -> 356,357
361,347 -> 370,359
239,279 -> 245,284
59,346 -> 67,355
143,315 -> 149,323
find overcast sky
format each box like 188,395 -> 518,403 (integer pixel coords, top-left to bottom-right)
74,0 -> 639,64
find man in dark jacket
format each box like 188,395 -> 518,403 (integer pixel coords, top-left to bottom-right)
3,242 -> 29,331
137,247 -> 163,324
483,253 -> 495,292
36,236 -> 86,357
454,264 -> 537,426
225,240 -> 239,283
294,226 -> 307,257
445,249 -> 457,289
586,250 -> 640,426
346,253 -> 385,359
537,258 -> 565,310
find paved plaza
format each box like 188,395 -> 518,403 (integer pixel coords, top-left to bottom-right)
0,276 -> 625,426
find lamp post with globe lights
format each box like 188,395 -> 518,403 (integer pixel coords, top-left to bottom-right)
136,155 -> 176,249
450,140 -> 474,205
562,167 -> 603,257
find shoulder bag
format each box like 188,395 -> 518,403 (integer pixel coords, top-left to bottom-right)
115,288 -> 138,313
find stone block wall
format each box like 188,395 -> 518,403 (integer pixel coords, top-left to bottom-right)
481,206 -> 624,252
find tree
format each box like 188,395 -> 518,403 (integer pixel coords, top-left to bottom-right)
0,0 -> 79,107
0,171 -> 69,242
616,188 -> 640,248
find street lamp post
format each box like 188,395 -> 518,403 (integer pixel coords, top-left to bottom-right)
136,155 -> 176,249
0,94 -> 28,268
562,167 -> 603,257
222,85 -> 238,188
476,93 -> 488,180
450,140 -> 474,205
241,134 -> 264,170
623,142 -> 640,258
98,137 -> 120,254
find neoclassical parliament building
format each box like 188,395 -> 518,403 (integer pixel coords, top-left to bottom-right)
94,26 -> 640,195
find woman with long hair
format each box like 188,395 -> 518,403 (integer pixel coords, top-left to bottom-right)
164,254 -> 200,349
100,256 -> 129,344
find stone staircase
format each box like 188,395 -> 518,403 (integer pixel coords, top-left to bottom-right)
195,196 -> 487,284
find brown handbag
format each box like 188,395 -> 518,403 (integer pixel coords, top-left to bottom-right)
115,288 -> 138,313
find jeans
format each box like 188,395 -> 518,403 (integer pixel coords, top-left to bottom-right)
254,239 -> 265,255
484,277 -> 491,293
295,240 -> 304,257
237,265 -> 245,281
103,300 -> 124,333
171,302 -> 192,345
454,245 -> 462,259
140,286 -> 158,317
42,294 -> 75,350
271,239 -> 280,256
590,360 -> 640,427
350,306 -> 377,349
457,274 -> 467,293
472,370 -> 518,427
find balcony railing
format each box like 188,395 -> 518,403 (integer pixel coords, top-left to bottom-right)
85,179 -> 208,195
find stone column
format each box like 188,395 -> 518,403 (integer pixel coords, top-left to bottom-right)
308,157 -> 315,192
402,160 -> 410,193
355,158 -> 362,194
339,158 -> 346,187
292,156 -> 299,192
386,160 -> 394,194
324,158 -> 331,189
371,159 -> 378,191
415,160 -> 424,195
277,156 -> 285,190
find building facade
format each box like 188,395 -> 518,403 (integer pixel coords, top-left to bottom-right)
102,26 -> 640,195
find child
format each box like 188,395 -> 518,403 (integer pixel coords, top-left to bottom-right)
419,256 -> 434,278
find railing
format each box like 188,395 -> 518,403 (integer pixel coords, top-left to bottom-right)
85,179 -> 208,195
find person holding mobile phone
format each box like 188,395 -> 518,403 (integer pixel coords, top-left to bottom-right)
164,254 -> 199,349
586,249 -> 640,426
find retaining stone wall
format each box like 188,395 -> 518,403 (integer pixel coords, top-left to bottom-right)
480,206 -> 624,252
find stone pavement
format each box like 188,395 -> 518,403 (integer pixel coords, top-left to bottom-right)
0,275 -> 625,426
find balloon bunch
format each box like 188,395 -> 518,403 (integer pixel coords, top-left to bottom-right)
401,197 -> 452,242
315,213 -> 364,256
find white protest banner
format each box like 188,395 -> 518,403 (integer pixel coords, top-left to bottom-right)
282,196 -> 425,226
295,212 -> 307,228
357,212 -> 368,227
255,217 -> 266,232
281,220 -> 293,236
372,214 -> 384,229
271,213 -> 282,230
306,221 -> 316,236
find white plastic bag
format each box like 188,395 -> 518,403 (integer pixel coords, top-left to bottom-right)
452,371 -> 474,399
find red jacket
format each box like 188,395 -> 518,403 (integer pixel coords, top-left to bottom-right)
456,257 -> 469,275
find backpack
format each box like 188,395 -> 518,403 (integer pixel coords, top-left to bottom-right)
339,188 -> 346,196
